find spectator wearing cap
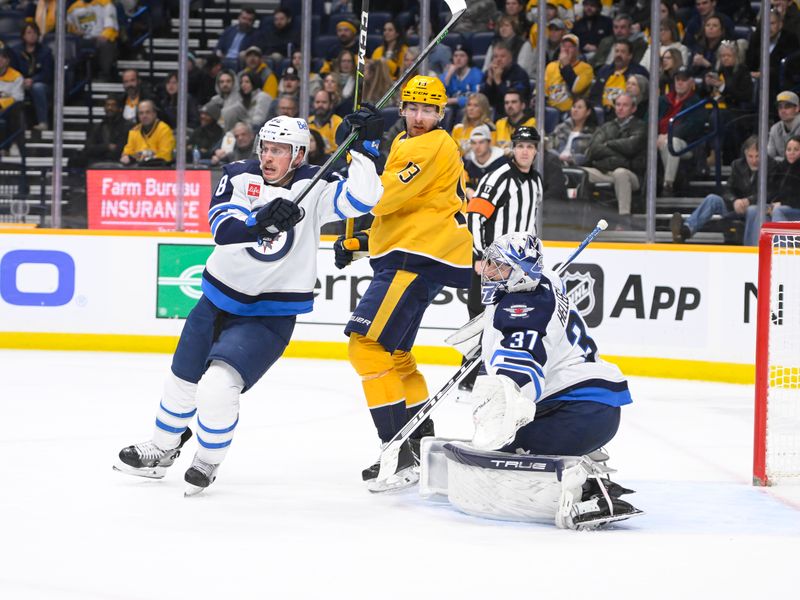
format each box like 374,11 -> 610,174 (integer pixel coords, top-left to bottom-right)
268,68 -> 301,119
768,91 -> 800,161
583,92 -> 647,225
308,89 -> 343,153
591,13 -> 647,70
589,39 -> 649,117
482,15 -> 525,73
442,44 -> 483,109
324,18 -> 359,67
11,23 -> 53,131
516,17 -> 567,77
657,67 -> 705,196
482,39 -> 532,118
682,0 -> 735,46
187,103 -> 224,162
495,89 -> 537,153
239,46 -> 279,99
216,7 -> 263,71
260,7 -> 300,60
463,124 -> 507,196
746,9 -> 800,111
571,0 -> 612,59
451,92 -> 496,156
371,19 -> 408,80
543,33 -> 594,114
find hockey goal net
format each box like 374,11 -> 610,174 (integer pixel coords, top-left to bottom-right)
753,222 -> 800,486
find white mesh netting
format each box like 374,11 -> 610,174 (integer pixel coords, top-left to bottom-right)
766,233 -> 800,481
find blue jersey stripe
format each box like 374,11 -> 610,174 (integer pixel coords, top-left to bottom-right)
155,418 -> 187,434
546,385 -> 633,407
198,417 -> 239,435
331,179 -> 347,220
159,402 -> 196,419
202,278 -> 313,316
197,435 -> 233,449
345,190 -> 372,213
491,349 -> 544,378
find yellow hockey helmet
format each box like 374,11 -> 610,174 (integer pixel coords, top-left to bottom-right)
400,75 -> 447,116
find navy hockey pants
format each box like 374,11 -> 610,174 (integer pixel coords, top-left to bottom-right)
502,400 -> 621,456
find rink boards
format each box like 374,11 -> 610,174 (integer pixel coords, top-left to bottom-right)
0,229 -> 758,383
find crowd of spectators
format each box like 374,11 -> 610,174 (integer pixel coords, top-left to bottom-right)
1,0 -> 799,240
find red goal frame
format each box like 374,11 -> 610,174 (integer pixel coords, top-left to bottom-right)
753,221 -> 800,486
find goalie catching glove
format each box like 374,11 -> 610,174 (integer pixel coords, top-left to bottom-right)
333,230 -> 369,269
471,375 -> 536,450
245,198 -> 305,238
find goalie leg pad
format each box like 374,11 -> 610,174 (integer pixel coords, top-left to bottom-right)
442,442 -> 585,524
471,375 -> 536,450
194,361 -> 243,465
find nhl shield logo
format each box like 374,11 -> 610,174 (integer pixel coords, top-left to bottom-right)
562,263 -> 604,327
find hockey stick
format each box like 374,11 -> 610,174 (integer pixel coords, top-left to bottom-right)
375,219 -> 609,483
344,0 -> 371,241
289,0 -> 468,210
555,219 -> 607,276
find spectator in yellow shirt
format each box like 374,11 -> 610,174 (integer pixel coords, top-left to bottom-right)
495,89 -> 537,153
120,100 -> 176,166
66,0 -> 119,81
308,89 -> 343,153
544,33 -> 594,113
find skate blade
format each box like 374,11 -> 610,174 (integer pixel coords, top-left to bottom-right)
575,508 -> 644,530
113,462 -> 166,479
184,483 -> 207,497
366,467 -> 420,494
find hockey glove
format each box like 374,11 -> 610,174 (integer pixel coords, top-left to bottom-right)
245,198 -> 305,236
343,102 -> 384,142
333,230 -> 369,269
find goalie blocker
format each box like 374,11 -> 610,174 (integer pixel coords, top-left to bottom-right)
419,439 -> 642,530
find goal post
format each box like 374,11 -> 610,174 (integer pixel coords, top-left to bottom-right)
753,221 -> 800,486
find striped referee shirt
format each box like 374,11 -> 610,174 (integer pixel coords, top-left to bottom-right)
466,161 -> 543,256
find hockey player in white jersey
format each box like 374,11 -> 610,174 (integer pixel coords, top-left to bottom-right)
422,232 -> 642,528
114,110 -> 386,495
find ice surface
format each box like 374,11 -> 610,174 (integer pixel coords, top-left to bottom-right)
0,350 -> 797,599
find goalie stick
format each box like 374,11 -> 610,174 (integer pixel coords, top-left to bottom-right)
373,219 -> 609,485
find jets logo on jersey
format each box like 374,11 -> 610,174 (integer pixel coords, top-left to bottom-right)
247,182 -> 262,198
245,229 -> 295,262
503,304 -> 534,319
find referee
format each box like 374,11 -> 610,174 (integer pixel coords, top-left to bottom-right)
460,126 -> 543,391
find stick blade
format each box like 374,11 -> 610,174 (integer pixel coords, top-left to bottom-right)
376,443 -> 400,483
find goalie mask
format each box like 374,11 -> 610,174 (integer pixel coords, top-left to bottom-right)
255,116 -> 310,182
480,233 -> 544,305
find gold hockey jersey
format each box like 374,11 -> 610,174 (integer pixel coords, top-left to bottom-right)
370,128 -> 472,288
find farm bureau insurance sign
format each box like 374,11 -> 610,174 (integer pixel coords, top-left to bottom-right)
87,170 -> 212,231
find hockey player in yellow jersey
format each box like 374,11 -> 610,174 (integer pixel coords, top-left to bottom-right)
334,75 -> 472,491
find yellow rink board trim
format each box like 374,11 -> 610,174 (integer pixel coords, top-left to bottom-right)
0,332 -> 755,385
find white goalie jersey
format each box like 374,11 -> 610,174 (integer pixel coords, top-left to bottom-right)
480,269 -> 632,407
202,153 -> 383,316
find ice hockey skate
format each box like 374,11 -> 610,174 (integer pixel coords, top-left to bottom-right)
114,428 -> 193,479
184,454 -> 220,497
362,439 -> 419,493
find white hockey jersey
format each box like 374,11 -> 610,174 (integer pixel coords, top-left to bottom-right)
203,153 -> 383,316
481,269 -> 632,407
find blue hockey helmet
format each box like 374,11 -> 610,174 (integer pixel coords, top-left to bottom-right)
480,232 -> 544,305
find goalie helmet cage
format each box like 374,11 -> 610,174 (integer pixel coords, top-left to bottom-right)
753,221 -> 800,486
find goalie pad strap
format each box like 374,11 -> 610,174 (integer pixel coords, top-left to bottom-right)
443,443 -> 564,479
